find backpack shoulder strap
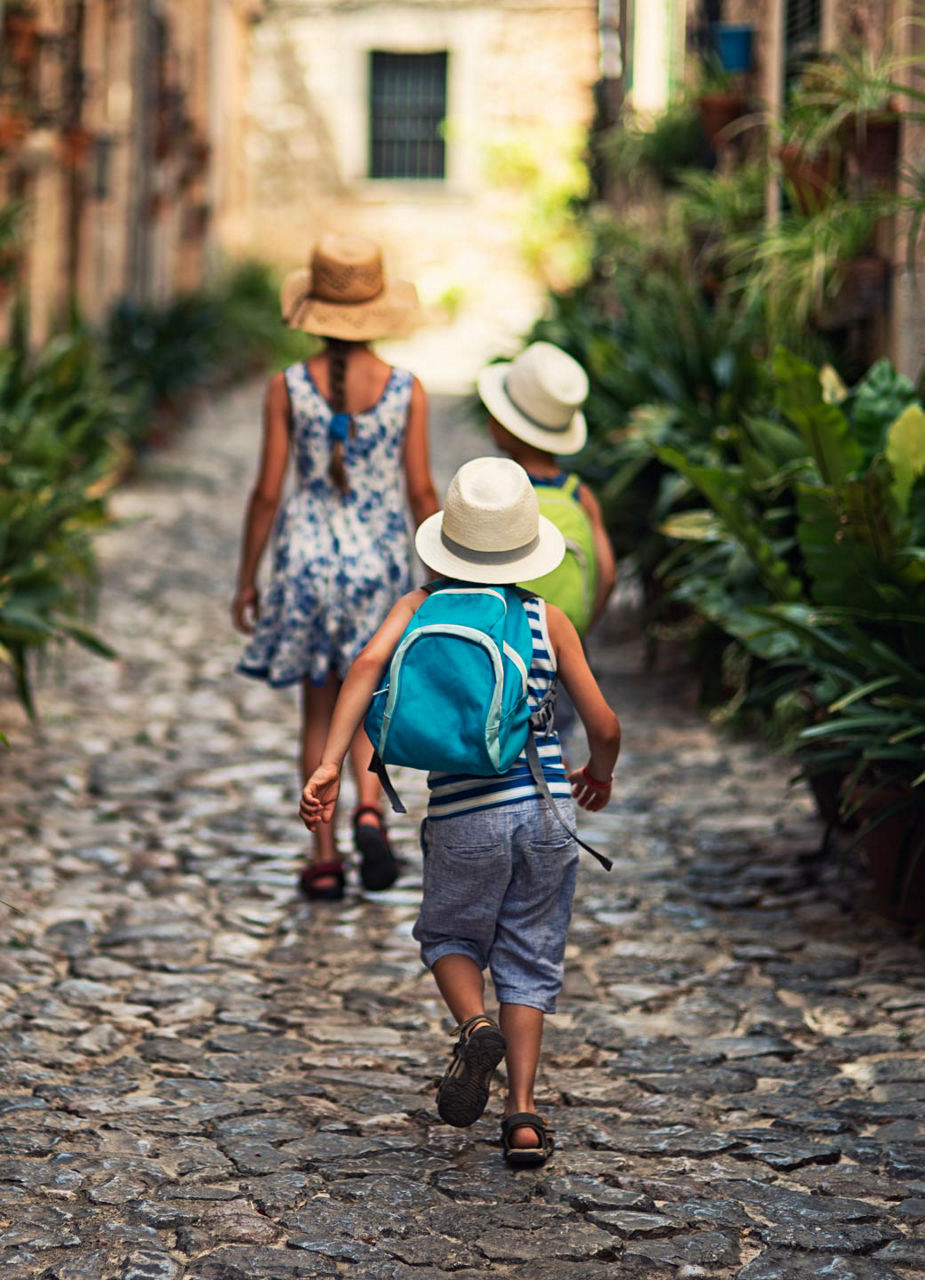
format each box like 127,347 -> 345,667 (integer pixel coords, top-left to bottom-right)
562,472 -> 582,500
523,730 -> 613,872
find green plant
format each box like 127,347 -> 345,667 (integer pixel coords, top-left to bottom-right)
0,334 -> 120,718
530,251 -> 767,618
794,38 -> 925,150
600,100 -> 707,190
727,196 -> 890,350
650,349 -> 925,905
483,126 -> 592,288
678,163 -> 768,240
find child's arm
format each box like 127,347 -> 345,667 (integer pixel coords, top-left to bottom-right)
299,589 -> 428,830
577,484 -> 617,627
547,603 -> 621,810
232,374 -> 291,633
403,377 -> 439,526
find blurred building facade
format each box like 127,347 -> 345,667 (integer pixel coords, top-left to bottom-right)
228,0 -> 600,385
0,0 -> 256,347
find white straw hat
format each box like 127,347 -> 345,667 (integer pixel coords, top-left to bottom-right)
415,457 -> 566,585
477,341 -> 589,455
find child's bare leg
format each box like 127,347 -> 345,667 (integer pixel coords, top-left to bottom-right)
347,724 -> 384,828
432,954 -> 493,1029
301,673 -> 341,878
499,1003 -> 544,1149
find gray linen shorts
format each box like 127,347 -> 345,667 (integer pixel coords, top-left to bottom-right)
413,798 -> 579,1013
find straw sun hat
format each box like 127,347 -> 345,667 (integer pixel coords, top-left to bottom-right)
477,341 -> 589,456
280,233 -> 418,341
415,457 -> 566,586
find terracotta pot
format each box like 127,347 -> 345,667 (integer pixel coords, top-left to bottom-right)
846,112 -> 900,187
779,142 -> 838,215
697,92 -> 746,148
856,789 -> 925,922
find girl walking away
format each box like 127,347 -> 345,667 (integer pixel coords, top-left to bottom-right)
233,234 -> 438,901
300,458 -> 621,1166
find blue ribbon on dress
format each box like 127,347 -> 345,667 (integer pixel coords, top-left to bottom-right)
329,412 -> 350,443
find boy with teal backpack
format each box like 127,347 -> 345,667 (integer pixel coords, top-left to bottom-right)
300,457 -> 621,1167
477,341 -> 616,638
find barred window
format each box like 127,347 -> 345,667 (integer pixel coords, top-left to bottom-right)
369,51 -> 448,181
784,0 -> 821,84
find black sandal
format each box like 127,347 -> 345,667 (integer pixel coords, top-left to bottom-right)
436,1015 -> 507,1128
353,805 -> 399,891
298,860 -> 346,901
500,1112 -> 554,1168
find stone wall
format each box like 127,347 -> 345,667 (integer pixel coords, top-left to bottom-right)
0,0 -> 250,346
230,0 -> 599,386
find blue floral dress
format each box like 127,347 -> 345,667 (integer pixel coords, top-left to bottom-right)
238,361 -> 415,687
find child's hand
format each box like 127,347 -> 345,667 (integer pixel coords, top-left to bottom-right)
232,584 -> 260,634
568,765 -> 612,811
299,763 -> 341,831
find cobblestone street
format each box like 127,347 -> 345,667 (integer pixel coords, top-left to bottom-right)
1,382 -> 924,1280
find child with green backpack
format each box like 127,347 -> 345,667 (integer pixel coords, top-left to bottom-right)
478,341 -> 616,636
300,457 -> 621,1167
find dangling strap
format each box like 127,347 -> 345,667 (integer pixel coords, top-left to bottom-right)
369,750 -> 407,815
526,686 -> 612,872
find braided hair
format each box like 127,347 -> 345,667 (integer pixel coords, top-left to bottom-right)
327,338 -> 356,494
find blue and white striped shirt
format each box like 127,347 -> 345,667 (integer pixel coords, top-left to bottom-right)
426,596 -> 571,818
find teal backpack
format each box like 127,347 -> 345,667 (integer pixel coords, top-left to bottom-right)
364,581 -> 612,871
519,473 -> 597,636
365,582 -> 533,780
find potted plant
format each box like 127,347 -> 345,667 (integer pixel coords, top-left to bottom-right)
776,93 -> 841,215
695,58 -> 747,149
813,198 -> 893,328
794,44 -> 916,188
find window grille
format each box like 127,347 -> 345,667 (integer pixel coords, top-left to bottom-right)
784,0 -> 821,83
369,51 -> 448,181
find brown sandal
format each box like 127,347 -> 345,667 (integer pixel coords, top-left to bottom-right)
436,1015 -> 506,1128
298,860 -> 345,901
500,1112 -> 554,1168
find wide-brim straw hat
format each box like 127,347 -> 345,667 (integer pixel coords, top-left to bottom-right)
415,457 -> 566,586
280,233 -> 418,341
477,341 -> 589,455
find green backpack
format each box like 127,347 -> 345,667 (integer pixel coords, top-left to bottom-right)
519,473 -> 597,635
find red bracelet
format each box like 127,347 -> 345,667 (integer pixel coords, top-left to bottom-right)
581,765 -> 612,791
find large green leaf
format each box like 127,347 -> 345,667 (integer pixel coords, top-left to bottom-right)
886,404 -> 925,514
653,444 -> 804,602
773,349 -> 864,483
794,468 -> 913,610
850,358 -> 919,459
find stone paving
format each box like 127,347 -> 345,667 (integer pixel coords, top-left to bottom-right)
1,381 -> 924,1280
